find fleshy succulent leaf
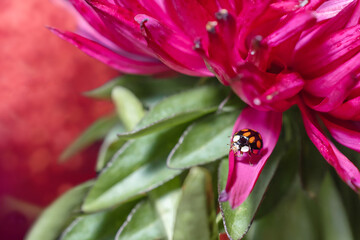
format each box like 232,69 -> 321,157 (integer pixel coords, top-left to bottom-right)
173,167 -> 216,240
25,181 -> 93,240
117,85 -> 228,139
167,111 -> 239,169
59,200 -> 138,240
318,173 -> 354,240
115,201 -> 167,240
148,178 -> 182,240
96,124 -> 126,172
111,86 -> 145,131
82,125 -> 186,212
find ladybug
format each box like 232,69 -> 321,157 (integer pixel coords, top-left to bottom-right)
231,128 -> 263,156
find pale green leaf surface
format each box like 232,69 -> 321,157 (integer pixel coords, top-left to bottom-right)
117,86 -> 228,139
115,201 -> 167,240
82,126 -> 185,212
245,180 -> 318,240
149,178 -> 182,240
300,133 -> 327,198
318,173 -> 354,240
111,86 -> 145,131
60,115 -> 118,161
167,111 -> 239,169
173,168 -> 215,240
25,181 -> 93,240
96,124 -> 126,171
255,113 -> 300,218
60,201 -> 137,240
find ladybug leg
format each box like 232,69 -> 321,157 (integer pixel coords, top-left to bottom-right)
235,151 -> 243,157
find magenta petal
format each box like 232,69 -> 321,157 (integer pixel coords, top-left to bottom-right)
119,0 -> 176,28
231,65 -> 302,112
315,0 -> 354,21
135,14 -> 212,77
114,0 -> 146,14
295,1 -> 357,53
303,74 -> 358,112
294,25 -> 360,78
50,28 -> 170,74
329,96 -> 360,121
321,116 -> 360,153
205,27 -> 238,85
236,1 -> 273,55
330,143 -> 360,191
264,11 -> 316,48
221,107 -> 283,208
216,0 -> 241,15
168,0 -> 213,40
298,102 -> 360,192
69,0 -> 109,38
257,72 -> 304,111
230,63 -> 273,111
303,51 -> 360,97
345,0 -> 360,27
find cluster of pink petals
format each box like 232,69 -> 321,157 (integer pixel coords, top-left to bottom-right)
51,0 -> 216,76
54,0 -> 360,208
219,0 -> 360,208
213,0 -> 360,208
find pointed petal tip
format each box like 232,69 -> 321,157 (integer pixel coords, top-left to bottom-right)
219,190 -> 229,202
298,102 -> 360,193
349,178 -> 360,192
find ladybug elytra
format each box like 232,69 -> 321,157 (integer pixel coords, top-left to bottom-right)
231,128 -> 263,156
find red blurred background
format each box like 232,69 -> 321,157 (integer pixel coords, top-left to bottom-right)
0,0 -> 117,239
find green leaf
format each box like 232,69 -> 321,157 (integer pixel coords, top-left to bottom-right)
111,86 -> 145,131
115,201 -> 167,240
219,145 -> 282,240
167,111 -> 239,169
117,86 -> 228,139
60,200 -> 138,240
149,178 -> 182,240
217,213 -> 225,234
25,181 -> 93,240
60,114 -> 118,162
300,127 -> 328,198
84,75 -> 198,107
96,124 -> 126,171
244,180 -> 319,240
173,167 -> 217,240
318,173 -> 354,240
255,113 -> 300,218
82,126 -> 186,212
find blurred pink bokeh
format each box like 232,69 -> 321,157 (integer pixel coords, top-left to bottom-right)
0,0 -> 117,239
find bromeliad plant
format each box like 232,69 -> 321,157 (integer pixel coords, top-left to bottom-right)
28,0 -> 360,240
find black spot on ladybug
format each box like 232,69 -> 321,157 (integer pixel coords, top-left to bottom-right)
231,128 -> 263,156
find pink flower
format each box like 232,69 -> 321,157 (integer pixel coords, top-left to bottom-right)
50,0 -> 215,76
218,0 -> 360,208
55,0 -> 360,208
